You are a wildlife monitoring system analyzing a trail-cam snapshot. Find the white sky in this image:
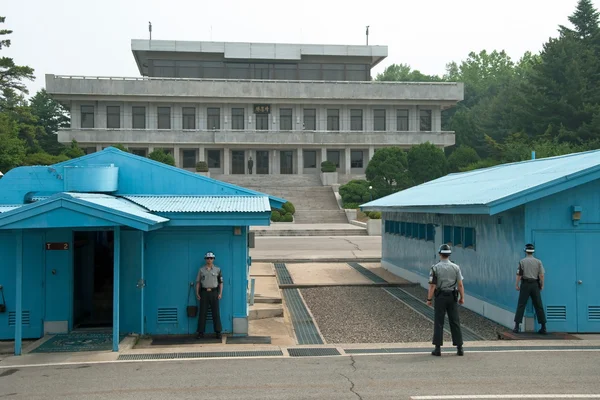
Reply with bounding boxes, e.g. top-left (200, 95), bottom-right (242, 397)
top-left (2, 0), bottom-right (595, 95)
